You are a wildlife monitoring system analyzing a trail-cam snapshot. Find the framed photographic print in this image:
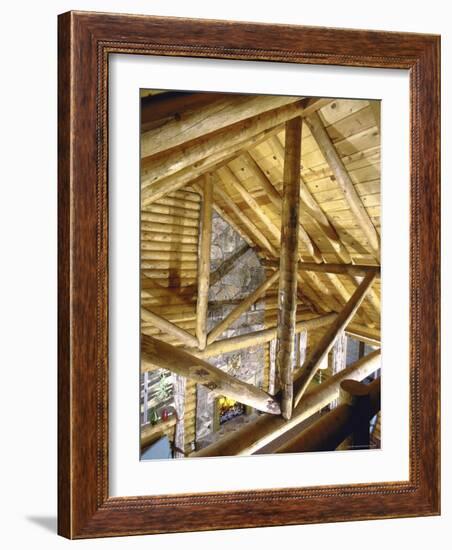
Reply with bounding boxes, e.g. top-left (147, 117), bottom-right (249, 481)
top-left (58, 11), bottom-right (440, 538)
